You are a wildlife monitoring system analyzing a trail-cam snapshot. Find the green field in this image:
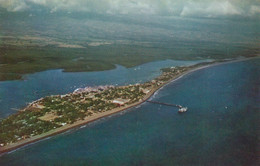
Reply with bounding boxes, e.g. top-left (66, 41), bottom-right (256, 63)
top-left (1, 12), bottom-right (259, 81)
top-left (1, 43), bottom-right (258, 81)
